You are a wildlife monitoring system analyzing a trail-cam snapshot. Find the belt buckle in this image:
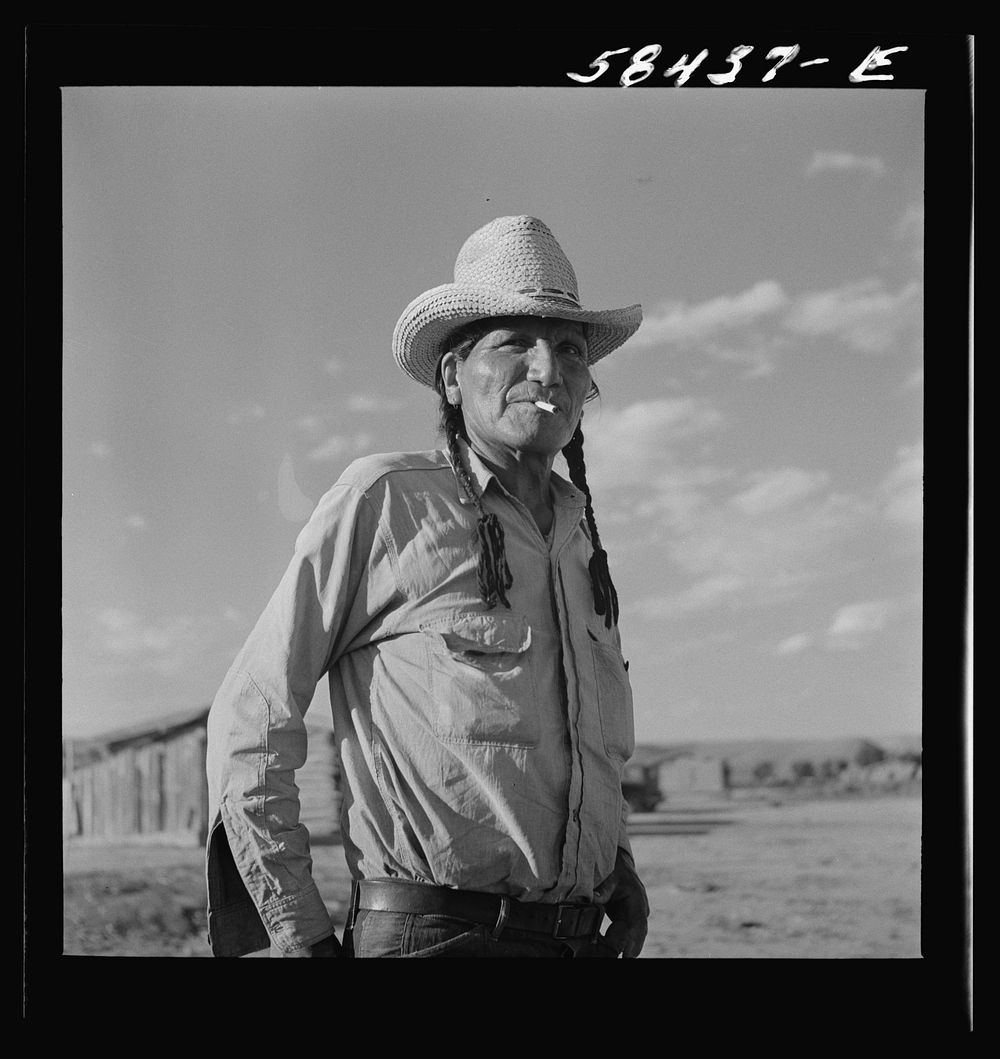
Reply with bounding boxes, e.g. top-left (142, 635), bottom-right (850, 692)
top-left (552, 903), bottom-right (584, 939)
